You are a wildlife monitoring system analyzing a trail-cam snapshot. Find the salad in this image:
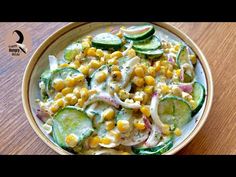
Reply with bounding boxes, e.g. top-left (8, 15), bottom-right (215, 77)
top-left (36, 24), bottom-right (205, 155)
